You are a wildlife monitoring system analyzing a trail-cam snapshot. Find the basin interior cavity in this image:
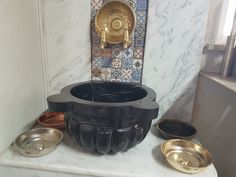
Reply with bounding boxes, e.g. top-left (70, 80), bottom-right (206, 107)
top-left (70, 82), bottom-right (147, 103)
